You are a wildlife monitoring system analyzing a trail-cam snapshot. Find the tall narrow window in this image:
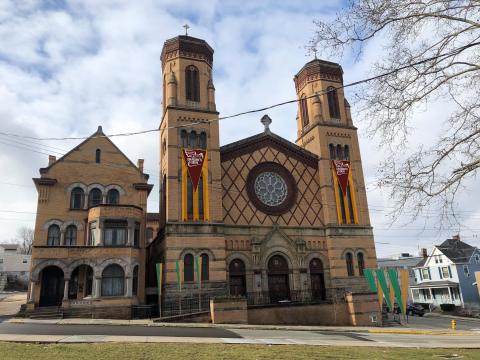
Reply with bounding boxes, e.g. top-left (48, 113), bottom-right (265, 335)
top-left (346, 252), bottom-right (354, 276)
top-left (185, 65), bottom-right (200, 102)
top-left (327, 86), bottom-right (340, 119)
top-left (300, 95), bottom-right (309, 127)
top-left (344, 145), bottom-right (350, 160)
top-left (96, 149), bottom-right (101, 163)
top-left (201, 253), bottom-right (209, 281)
top-left (89, 188), bottom-right (102, 207)
top-left (47, 225), bottom-right (60, 246)
top-left (180, 130), bottom-right (188, 148)
top-left (189, 131), bottom-right (197, 148)
top-left (134, 222), bottom-right (140, 247)
top-left (199, 132), bottom-right (207, 149)
top-left (184, 254), bottom-right (194, 282)
top-left (198, 176), bottom-right (204, 220)
top-left (107, 189), bottom-right (120, 205)
top-left (357, 253), bottom-right (365, 276)
top-left (65, 225), bottom-right (77, 246)
top-left (132, 266), bottom-right (138, 296)
top-left (101, 264), bottom-right (124, 296)
top-left (187, 176), bottom-right (193, 219)
top-left (70, 187), bottom-right (84, 209)
top-left (336, 144), bottom-right (343, 160)
top-left (329, 144), bottom-right (336, 159)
